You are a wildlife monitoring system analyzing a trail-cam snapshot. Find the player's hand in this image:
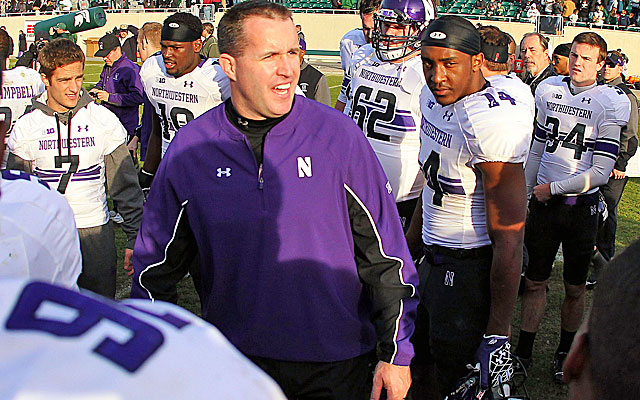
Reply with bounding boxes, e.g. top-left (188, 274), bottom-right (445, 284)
top-left (475, 335), bottom-right (512, 390)
top-left (127, 136), bottom-right (139, 152)
top-left (124, 248), bottom-right (134, 276)
top-left (612, 169), bottom-right (626, 179)
top-left (89, 89), bottom-right (109, 102)
top-left (533, 183), bottom-right (552, 202)
top-left (370, 361), bottom-right (411, 400)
